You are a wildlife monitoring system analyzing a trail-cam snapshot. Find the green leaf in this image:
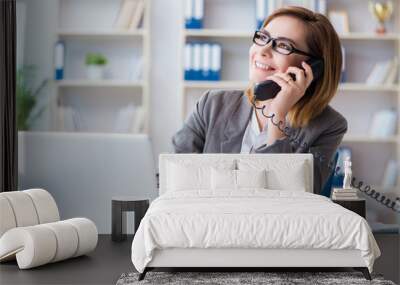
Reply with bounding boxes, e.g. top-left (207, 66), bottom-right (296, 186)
top-left (16, 65), bottom-right (48, 131)
top-left (85, 52), bottom-right (108, 66)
